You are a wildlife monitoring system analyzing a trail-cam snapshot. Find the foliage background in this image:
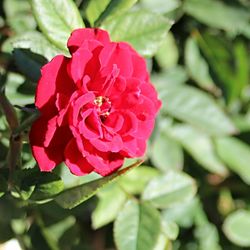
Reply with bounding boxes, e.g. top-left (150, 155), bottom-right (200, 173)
top-left (0, 0), bottom-right (250, 249)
